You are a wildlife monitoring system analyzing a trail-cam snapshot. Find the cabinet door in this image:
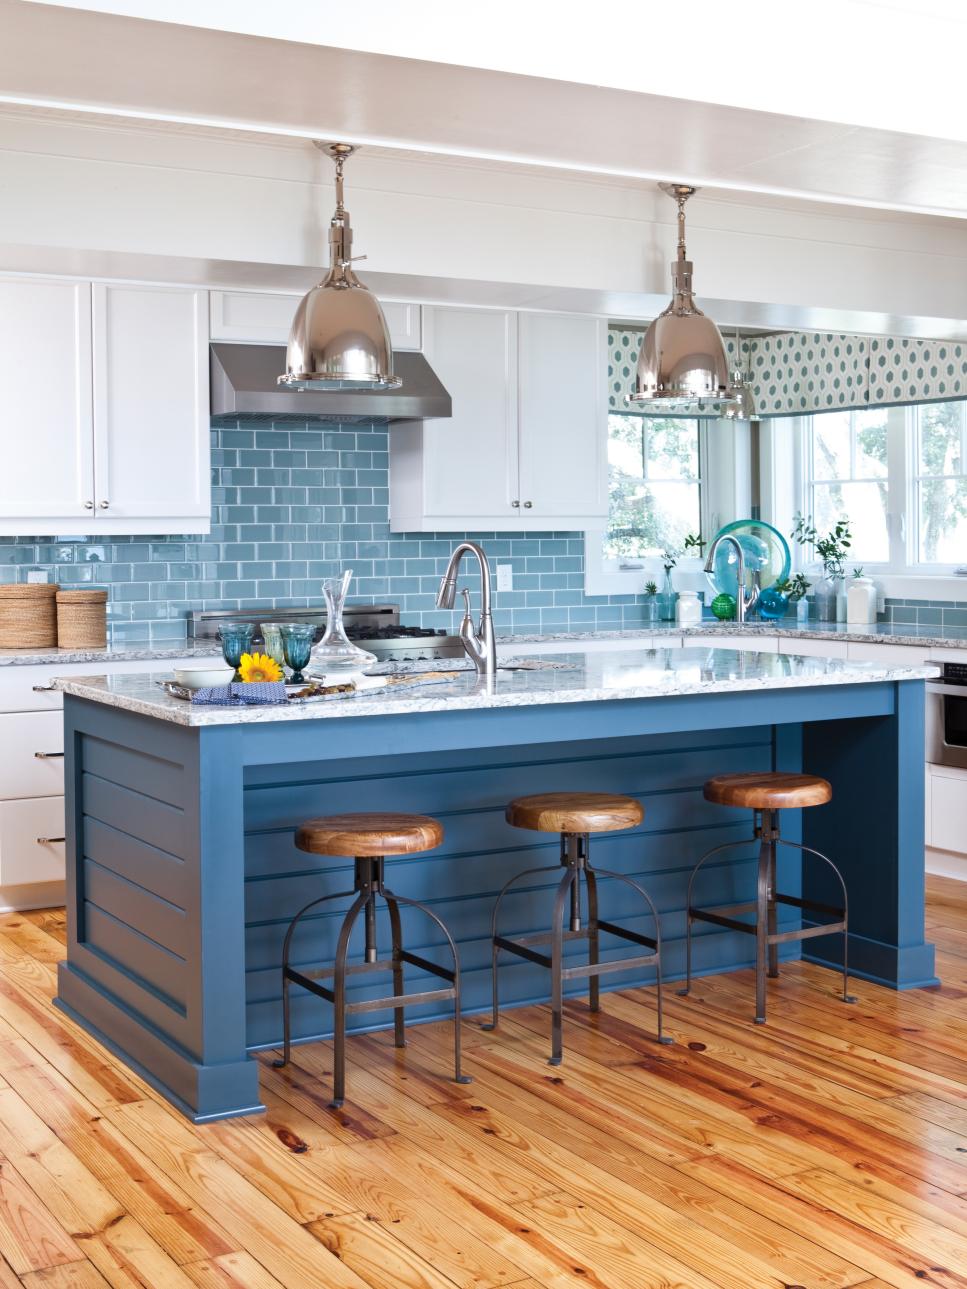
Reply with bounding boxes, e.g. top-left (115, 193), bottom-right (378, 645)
top-left (778, 636), bottom-right (849, 659)
top-left (517, 313), bottom-right (608, 521)
top-left (92, 284), bottom-right (210, 528)
top-left (420, 307), bottom-right (520, 521)
top-left (0, 277), bottom-right (94, 530)
top-left (209, 290), bottom-right (421, 350)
